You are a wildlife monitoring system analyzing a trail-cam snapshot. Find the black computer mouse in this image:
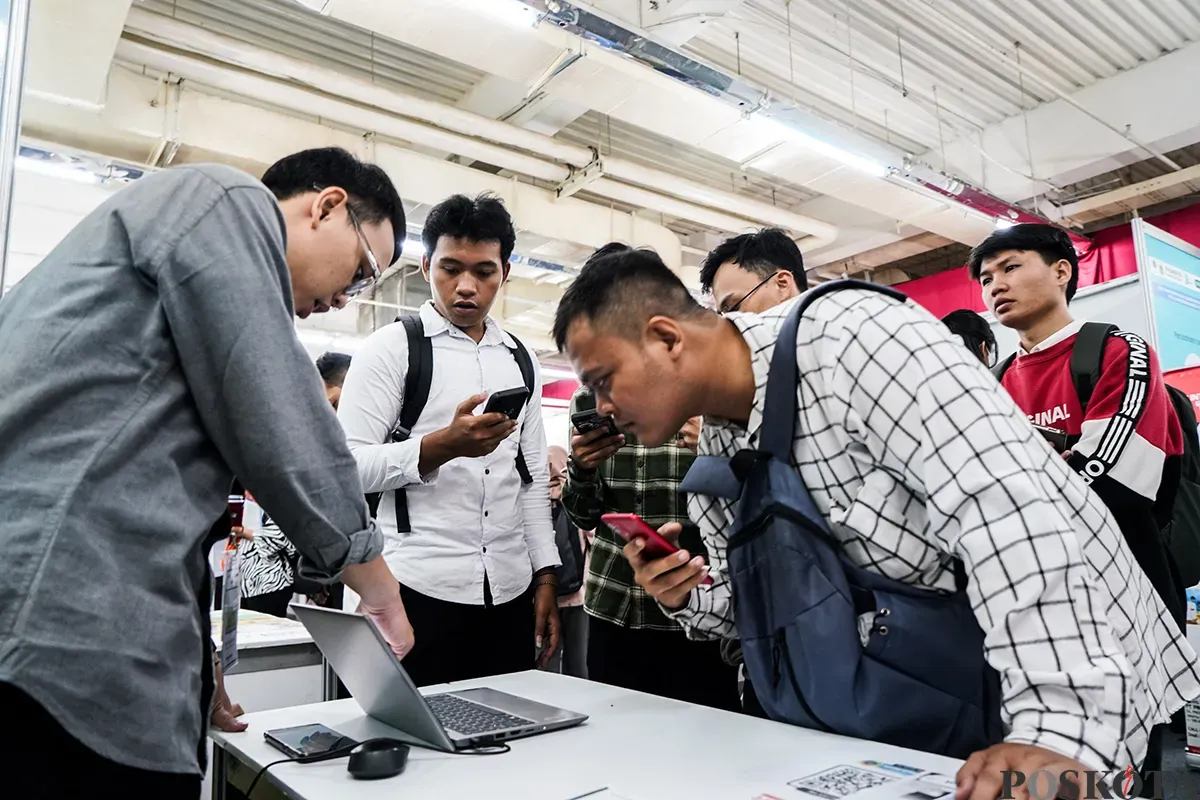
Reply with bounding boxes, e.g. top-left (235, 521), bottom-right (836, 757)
top-left (347, 738), bottom-right (409, 780)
